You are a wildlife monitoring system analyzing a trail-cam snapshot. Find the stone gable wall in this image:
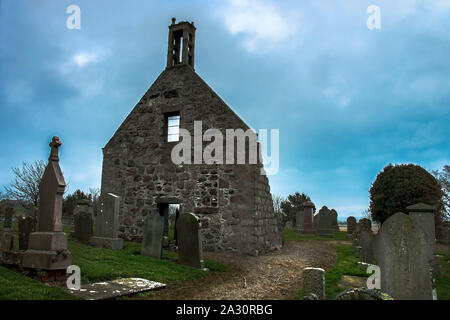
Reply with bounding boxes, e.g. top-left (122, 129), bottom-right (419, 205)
top-left (101, 65), bottom-right (282, 255)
